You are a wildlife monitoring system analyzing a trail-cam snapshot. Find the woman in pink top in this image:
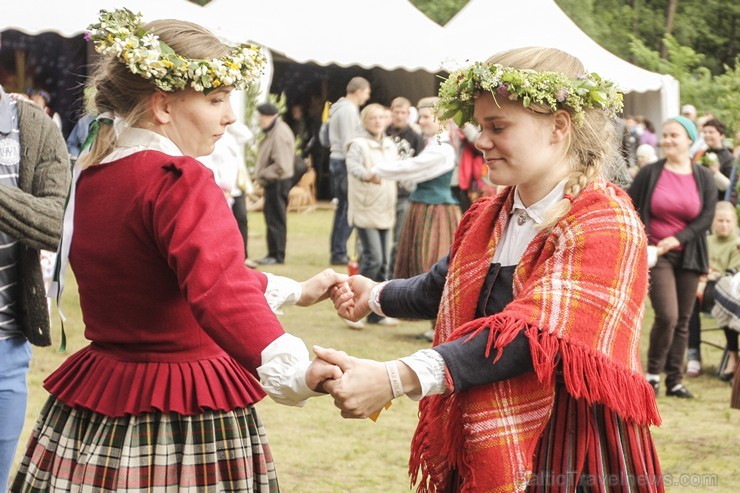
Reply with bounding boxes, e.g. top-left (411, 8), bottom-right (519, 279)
top-left (12, 10), bottom-right (346, 492)
top-left (628, 116), bottom-right (717, 399)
